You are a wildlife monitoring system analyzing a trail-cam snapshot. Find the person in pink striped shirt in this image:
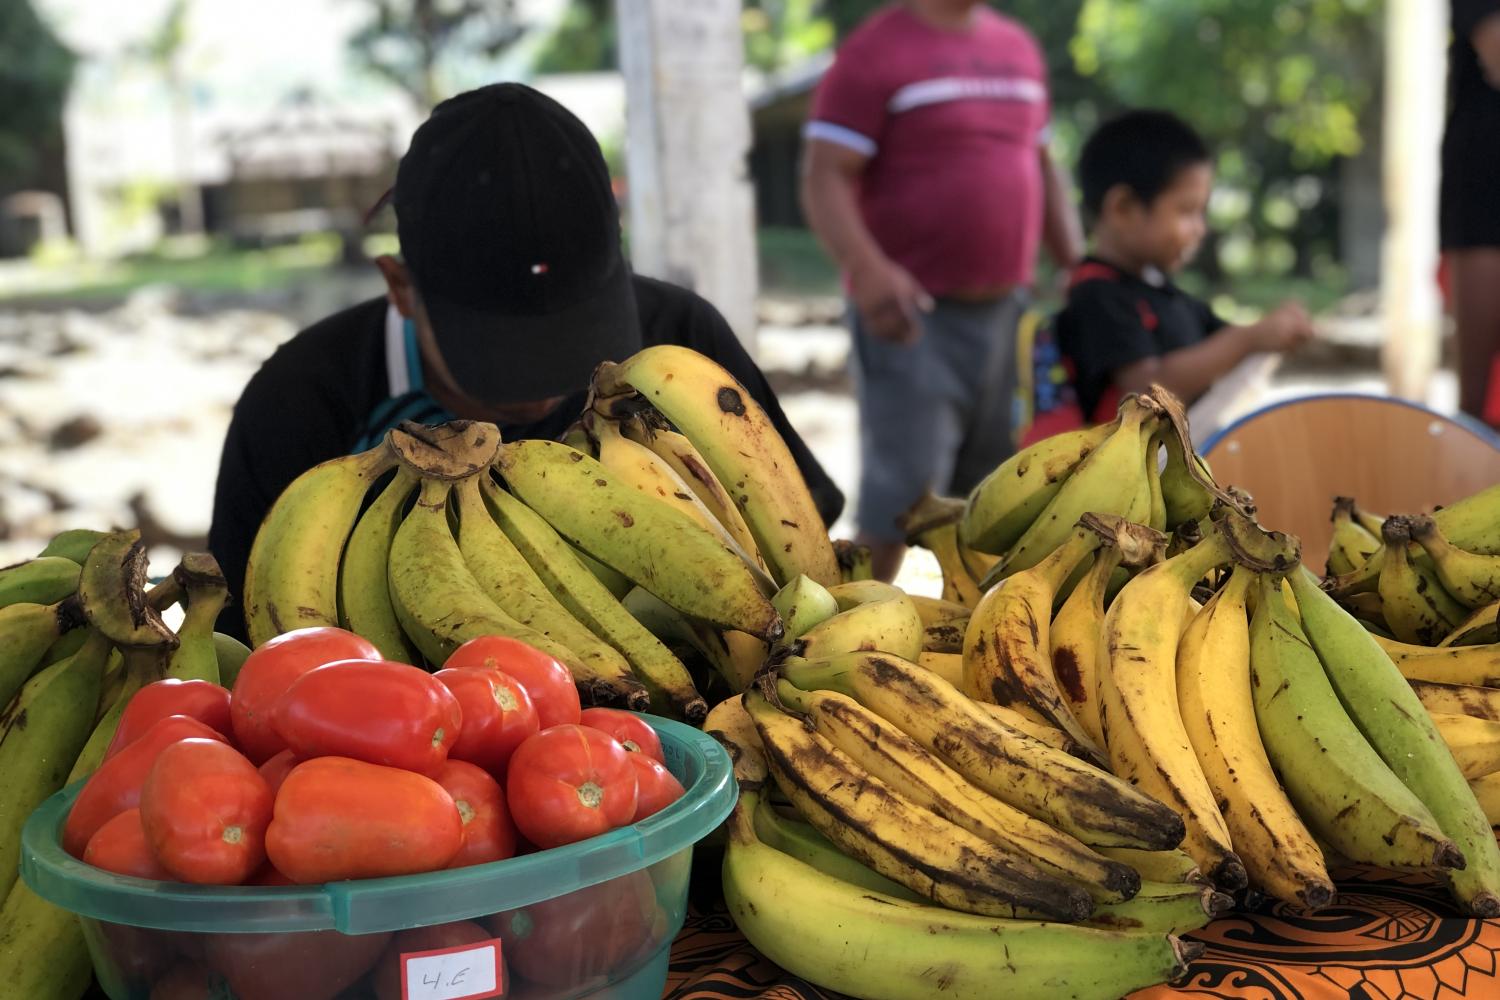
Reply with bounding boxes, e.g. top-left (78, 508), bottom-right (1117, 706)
top-left (801, 0), bottom-right (1083, 580)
